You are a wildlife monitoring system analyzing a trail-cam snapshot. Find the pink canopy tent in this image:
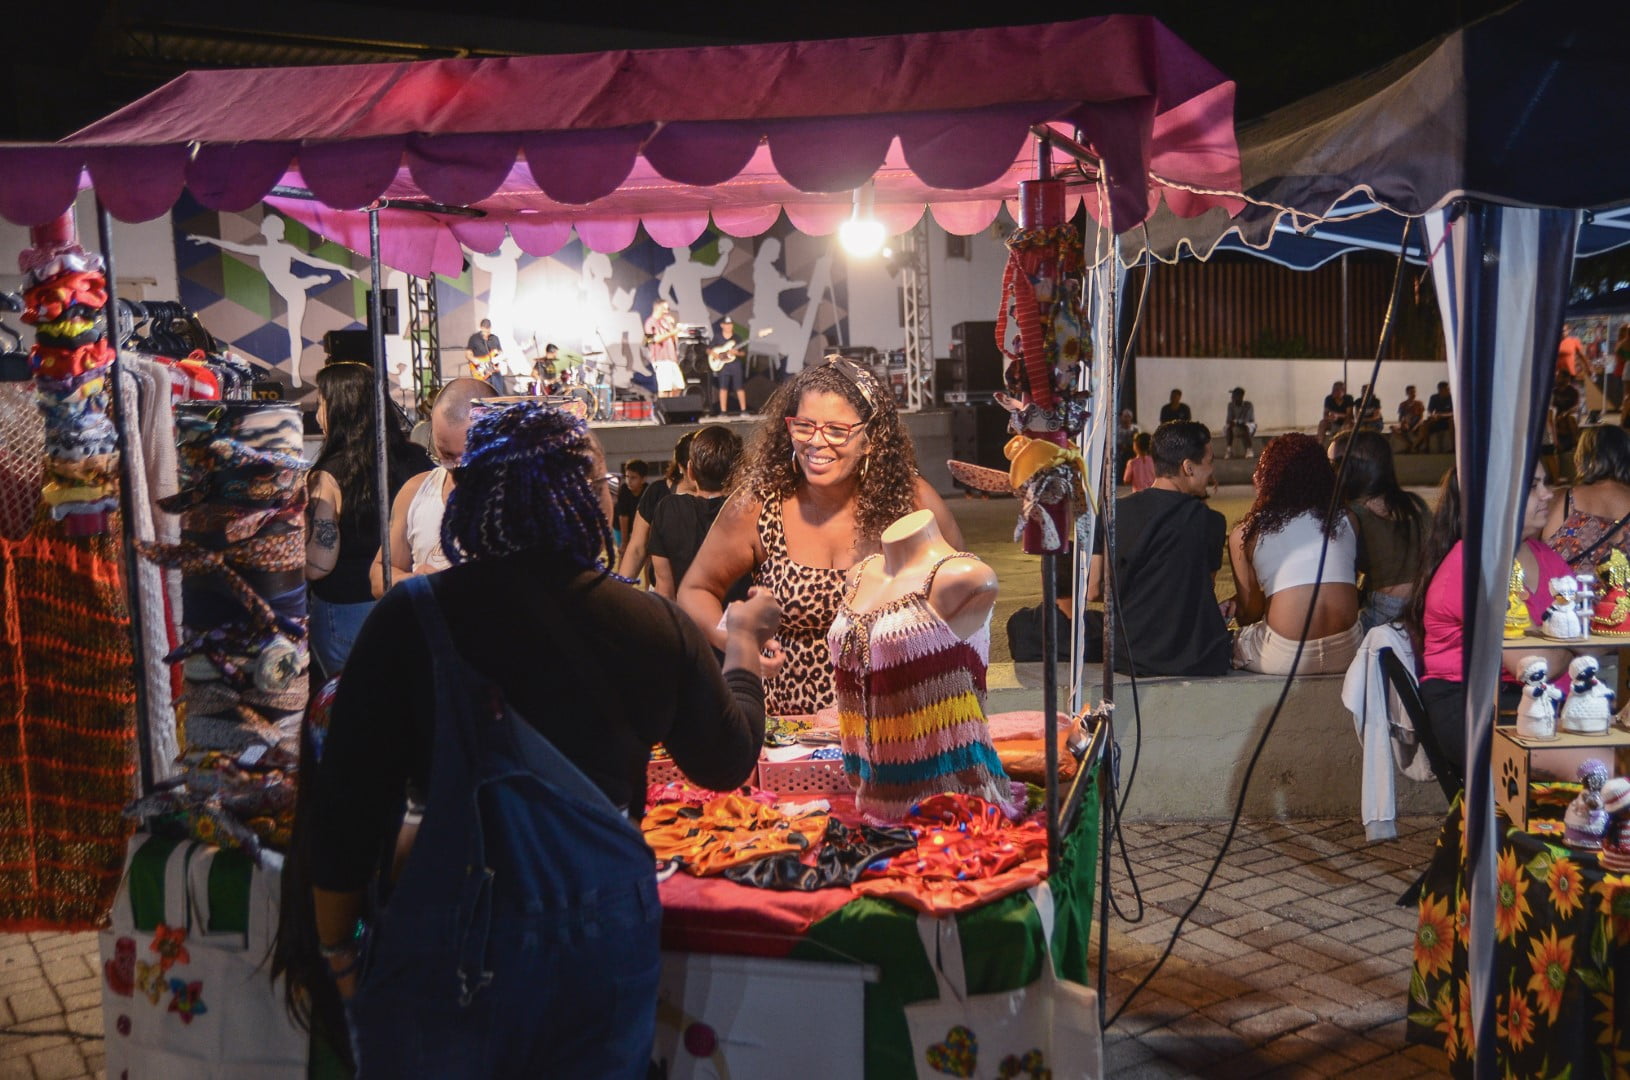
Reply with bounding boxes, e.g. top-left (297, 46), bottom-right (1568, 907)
top-left (0, 16), bottom-right (1243, 273)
